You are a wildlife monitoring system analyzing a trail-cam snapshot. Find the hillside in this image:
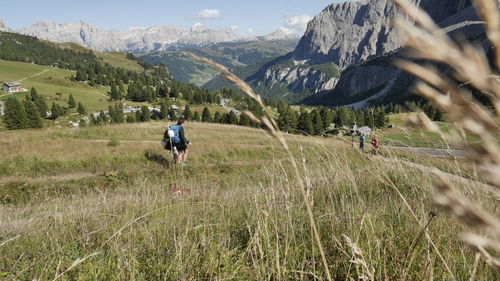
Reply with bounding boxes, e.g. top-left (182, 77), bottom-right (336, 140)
top-left (0, 59), bottom-right (113, 111)
top-left (0, 32), bottom-right (160, 113)
top-left (139, 39), bottom-right (298, 86)
top-left (0, 122), bottom-right (496, 279)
